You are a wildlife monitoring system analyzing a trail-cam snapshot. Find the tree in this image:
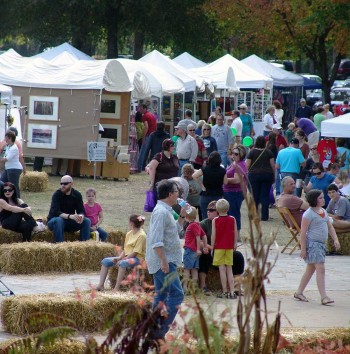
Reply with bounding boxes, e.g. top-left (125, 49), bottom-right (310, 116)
top-left (205, 0), bottom-right (350, 103)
